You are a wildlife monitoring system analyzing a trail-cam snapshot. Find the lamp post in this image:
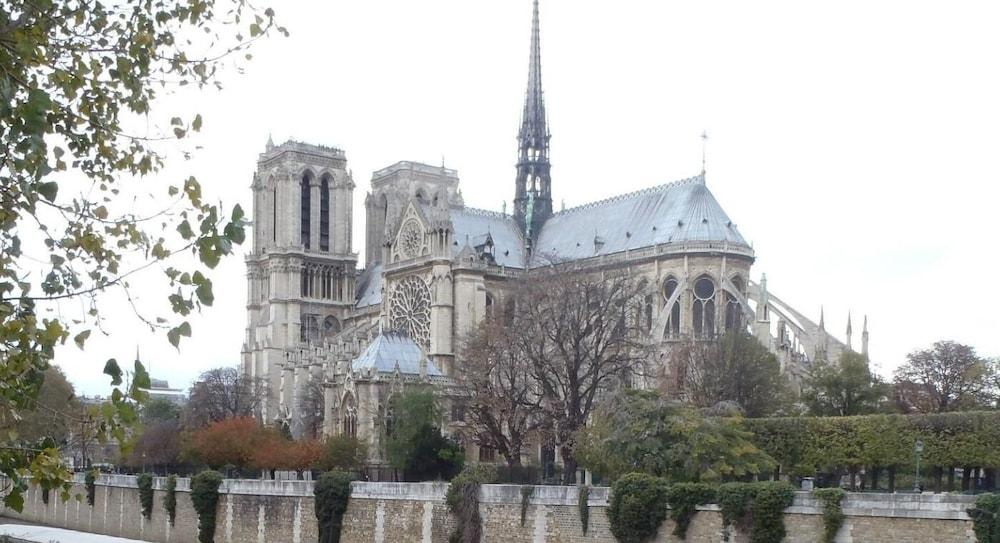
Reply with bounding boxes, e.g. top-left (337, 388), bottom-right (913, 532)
top-left (913, 440), bottom-right (924, 493)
